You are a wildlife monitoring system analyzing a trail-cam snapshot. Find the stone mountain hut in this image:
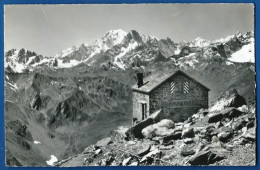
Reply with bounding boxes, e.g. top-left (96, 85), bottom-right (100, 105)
top-left (132, 70), bottom-right (210, 124)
